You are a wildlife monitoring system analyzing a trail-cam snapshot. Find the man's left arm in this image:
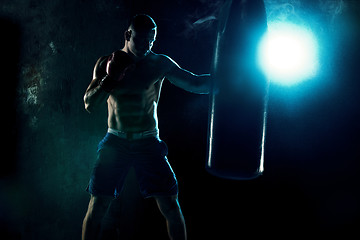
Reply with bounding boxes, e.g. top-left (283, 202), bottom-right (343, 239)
top-left (162, 55), bottom-right (211, 94)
